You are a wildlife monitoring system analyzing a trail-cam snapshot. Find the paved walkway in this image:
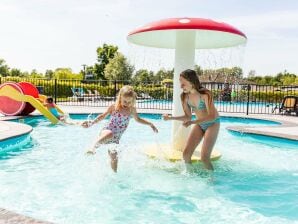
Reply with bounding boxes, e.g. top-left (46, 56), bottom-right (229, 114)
top-left (223, 113), bottom-right (298, 140)
top-left (0, 120), bottom-right (32, 142)
top-left (0, 208), bottom-right (52, 224)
